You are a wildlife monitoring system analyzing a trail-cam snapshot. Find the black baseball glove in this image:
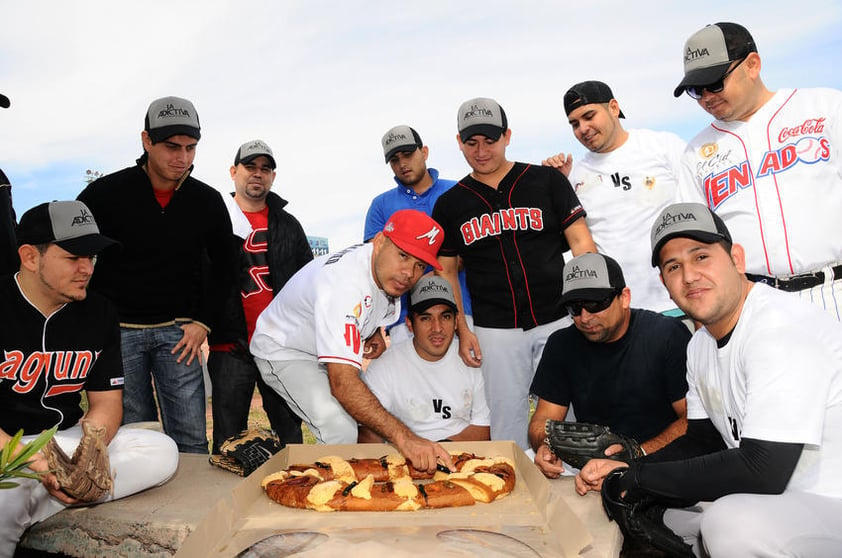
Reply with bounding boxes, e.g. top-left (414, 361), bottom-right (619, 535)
top-left (544, 420), bottom-right (643, 470)
top-left (601, 468), bottom-right (695, 557)
top-left (209, 428), bottom-right (281, 477)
